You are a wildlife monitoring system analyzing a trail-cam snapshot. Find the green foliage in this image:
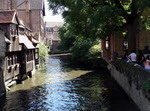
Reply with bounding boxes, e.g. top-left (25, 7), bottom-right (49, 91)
top-left (58, 23), bottom-right (105, 67)
top-left (143, 78), bottom-right (150, 89)
top-left (48, 0), bottom-right (150, 39)
top-left (48, 0), bottom-right (150, 50)
top-left (37, 43), bottom-right (48, 63)
top-left (71, 39), bottom-right (95, 61)
top-left (58, 24), bottom-right (76, 51)
top-left (89, 43), bottom-right (101, 57)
